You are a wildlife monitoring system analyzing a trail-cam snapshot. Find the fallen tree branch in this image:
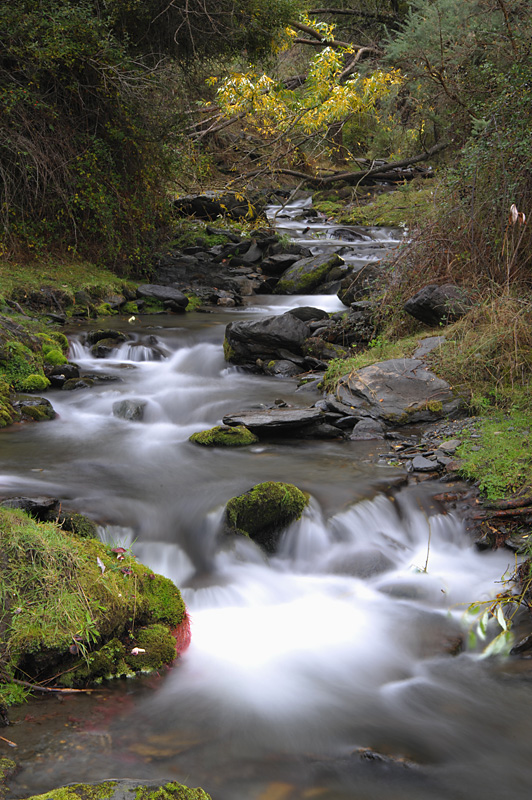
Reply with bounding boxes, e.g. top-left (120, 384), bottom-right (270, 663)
top-left (12, 678), bottom-right (97, 694)
top-left (241, 141), bottom-right (449, 188)
top-left (0, 734), bottom-right (17, 748)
